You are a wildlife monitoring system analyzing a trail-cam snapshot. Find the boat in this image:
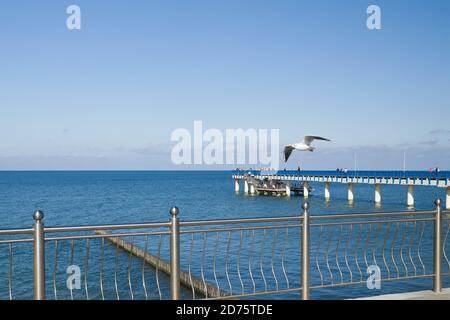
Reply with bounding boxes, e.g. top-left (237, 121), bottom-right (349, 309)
top-left (253, 178), bottom-right (313, 197)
